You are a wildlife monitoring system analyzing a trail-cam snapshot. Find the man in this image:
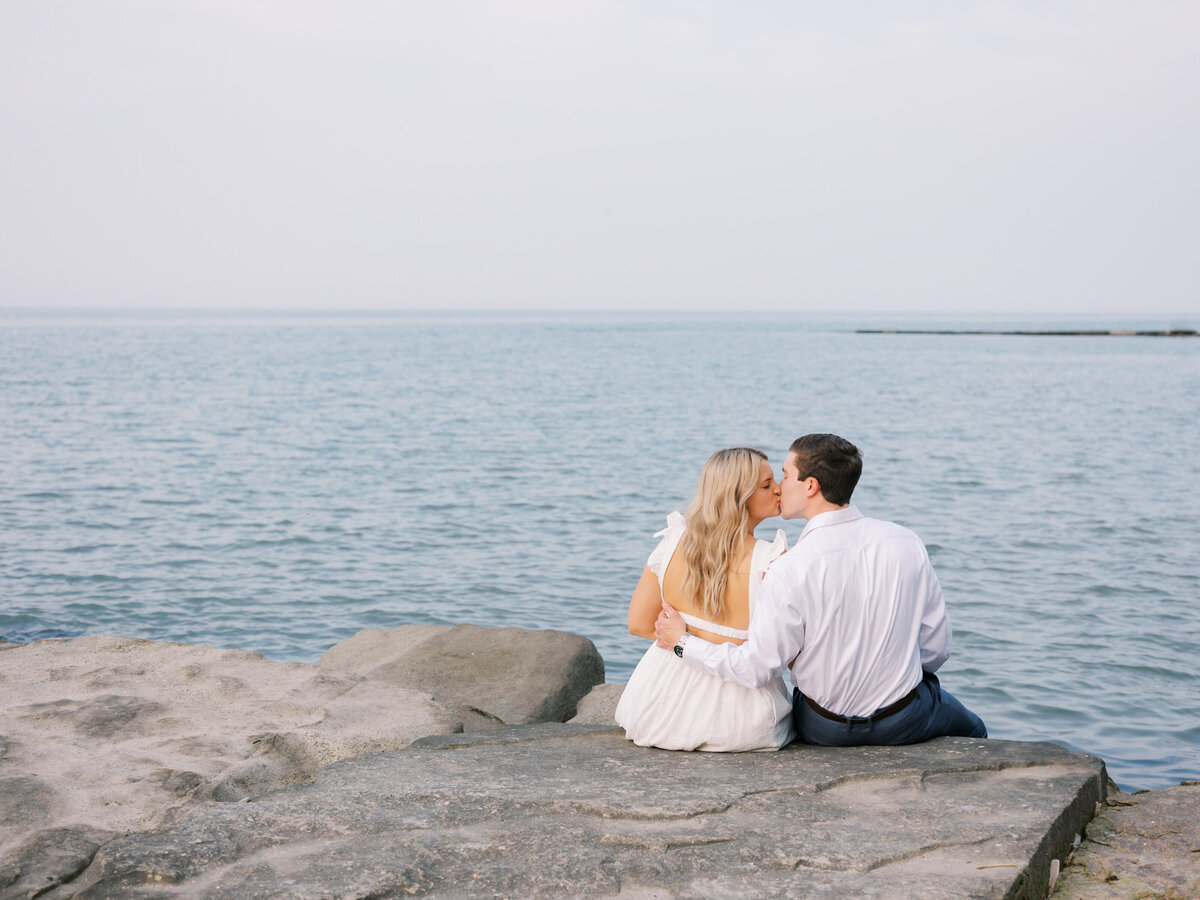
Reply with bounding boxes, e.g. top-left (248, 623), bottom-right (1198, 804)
top-left (654, 433), bottom-right (986, 745)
